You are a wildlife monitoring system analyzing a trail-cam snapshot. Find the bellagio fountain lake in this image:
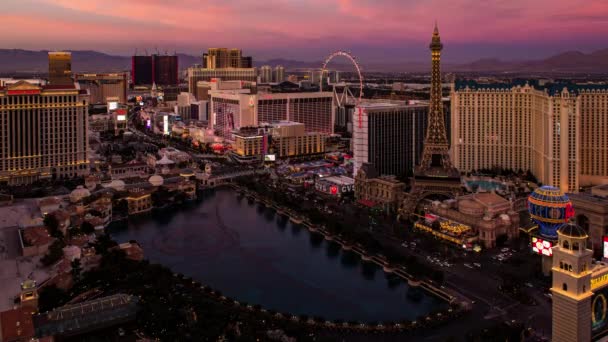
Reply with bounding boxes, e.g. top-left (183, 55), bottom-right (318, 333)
top-left (108, 187), bottom-right (446, 322)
